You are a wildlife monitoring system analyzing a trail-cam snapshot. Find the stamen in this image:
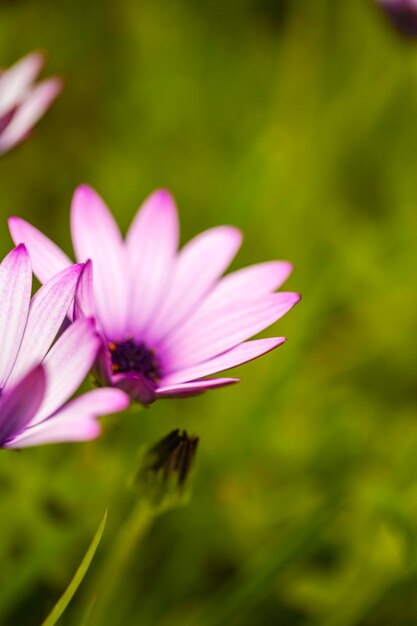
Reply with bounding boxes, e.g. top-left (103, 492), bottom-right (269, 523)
top-left (108, 338), bottom-right (162, 383)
